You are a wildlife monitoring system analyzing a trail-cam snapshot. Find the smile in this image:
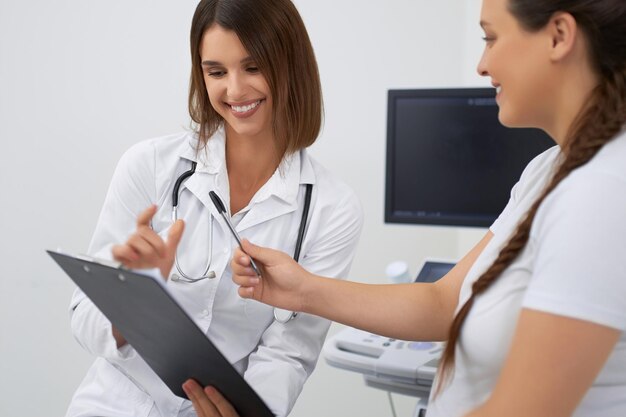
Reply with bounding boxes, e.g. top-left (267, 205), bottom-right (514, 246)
top-left (228, 100), bottom-right (262, 114)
